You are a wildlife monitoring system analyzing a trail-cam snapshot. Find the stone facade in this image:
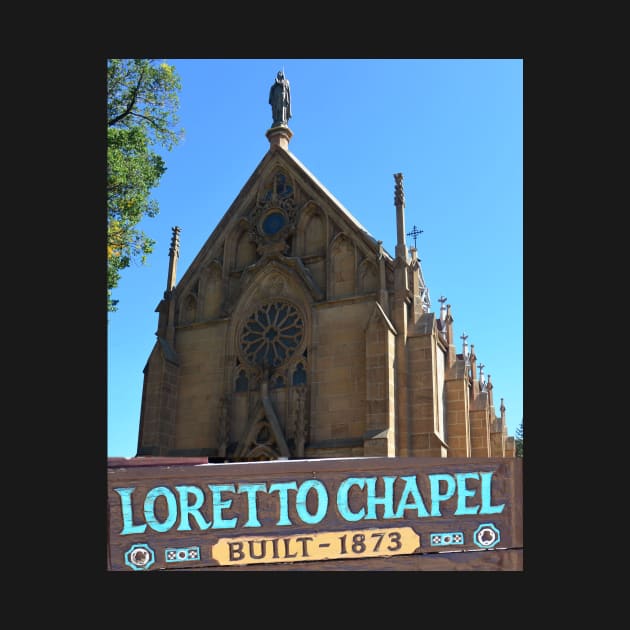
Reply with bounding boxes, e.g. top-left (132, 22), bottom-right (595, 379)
top-left (137, 125), bottom-right (515, 461)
